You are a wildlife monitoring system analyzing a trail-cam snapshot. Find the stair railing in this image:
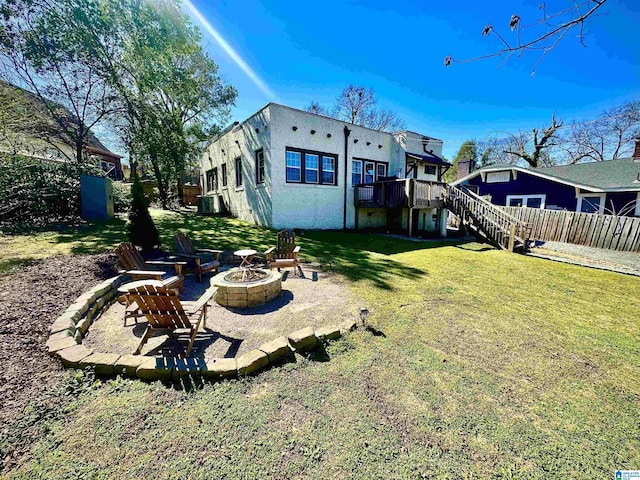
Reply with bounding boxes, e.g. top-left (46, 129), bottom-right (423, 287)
top-left (445, 184), bottom-right (530, 252)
